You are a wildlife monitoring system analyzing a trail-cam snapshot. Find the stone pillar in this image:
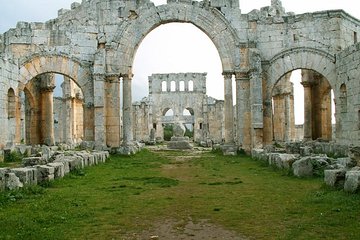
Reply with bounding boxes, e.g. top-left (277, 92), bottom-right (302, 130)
top-left (122, 74), bottom-right (133, 145)
top-left (41, 80), bottom-right (55, 146)
top-left (105, 75), bottom-right (121, 147)
top-left (235, 71), bottom-right (251, 149)
top-left (94, 74), bottom-right (106, 146)
top-left (223, 72), bottom-right (234, 144)
top-left (301, 70), bottom-right (313, 141)
top-left (284, 93), bottom-right (291, 142)
top-left (83, 103), bottom-right (95, 141)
